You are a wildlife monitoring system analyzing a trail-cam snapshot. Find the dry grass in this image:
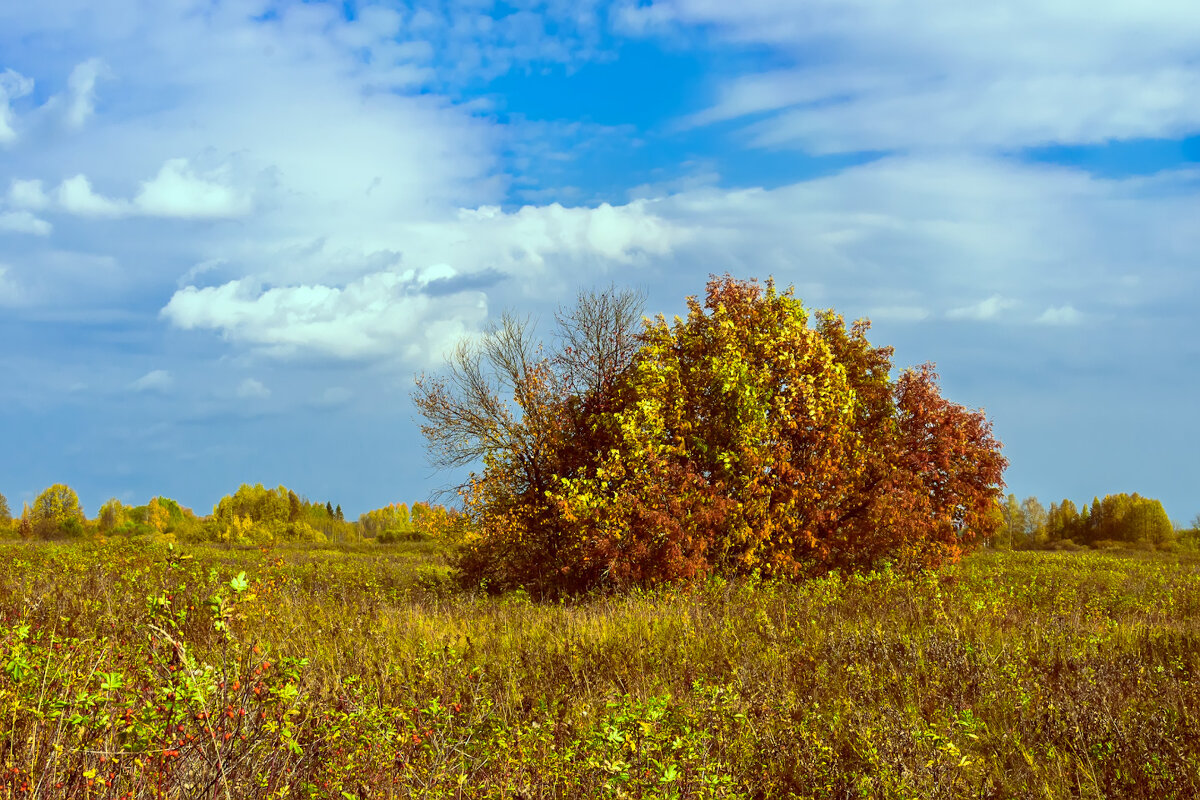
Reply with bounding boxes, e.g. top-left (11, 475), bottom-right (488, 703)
top-left (0, 540), bottom-right (1198, 798)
